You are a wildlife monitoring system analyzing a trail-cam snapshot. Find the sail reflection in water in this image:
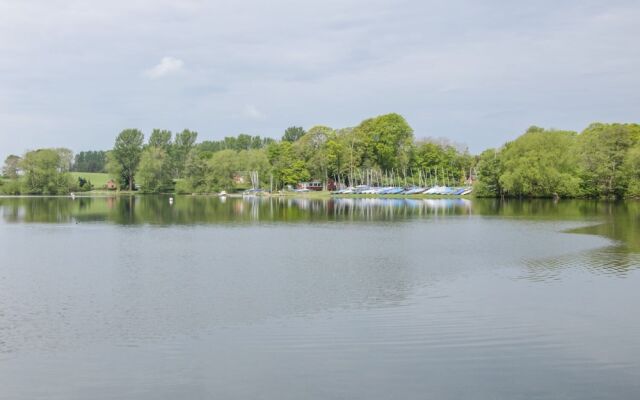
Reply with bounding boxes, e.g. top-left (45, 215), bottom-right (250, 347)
top-left (0, 196), bottom-right (474, 225)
